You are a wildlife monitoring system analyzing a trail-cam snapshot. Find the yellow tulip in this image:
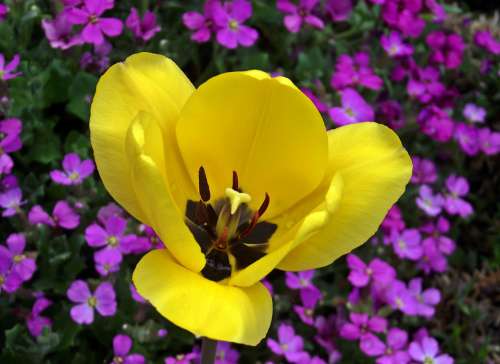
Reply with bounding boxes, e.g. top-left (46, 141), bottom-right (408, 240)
top-left (90, 52), bottom-right (412, 346)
